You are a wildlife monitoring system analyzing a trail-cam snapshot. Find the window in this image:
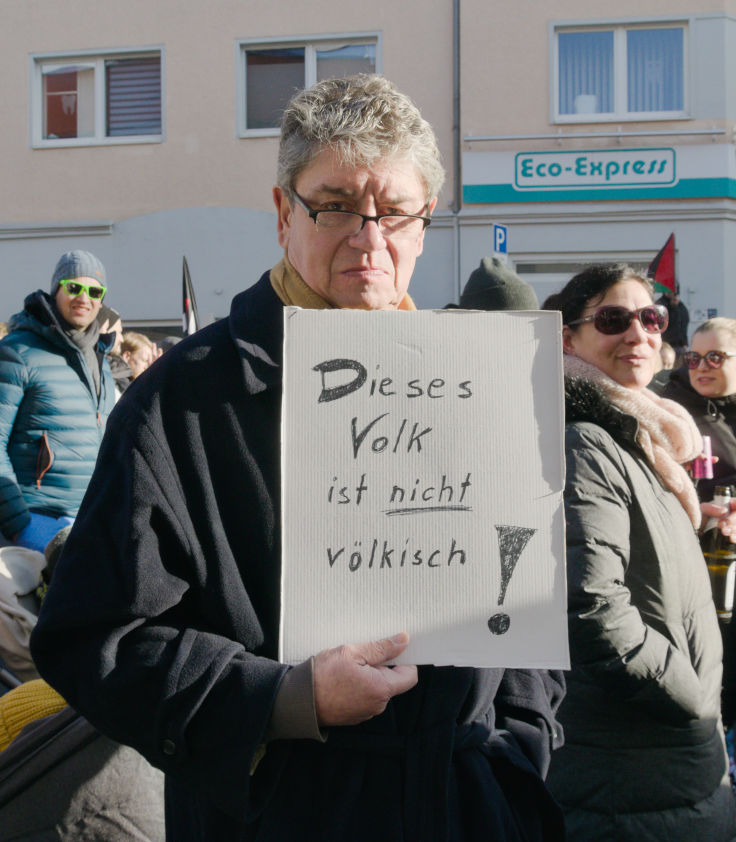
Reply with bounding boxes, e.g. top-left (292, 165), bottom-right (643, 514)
top-left (32, 49), bottom-right (163, 146)
top-left (553, 23), bottom-right (686, 121)
top-left (237, 35), bottom-right (379, 135)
